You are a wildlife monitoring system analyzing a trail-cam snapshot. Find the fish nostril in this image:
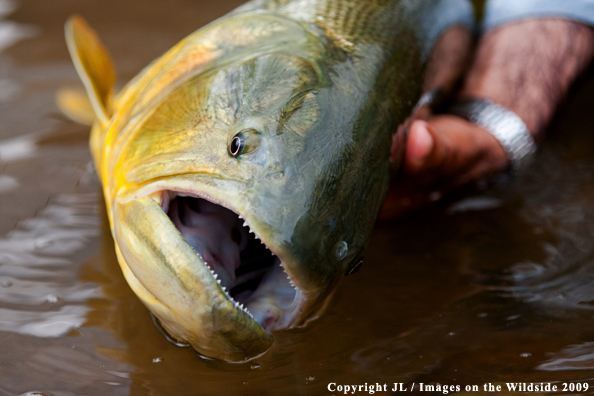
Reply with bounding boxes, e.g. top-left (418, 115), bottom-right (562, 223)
top-left (265, 170), bottom-right (285, 181)
top-left (231, 227), bottom-right (242, 245)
